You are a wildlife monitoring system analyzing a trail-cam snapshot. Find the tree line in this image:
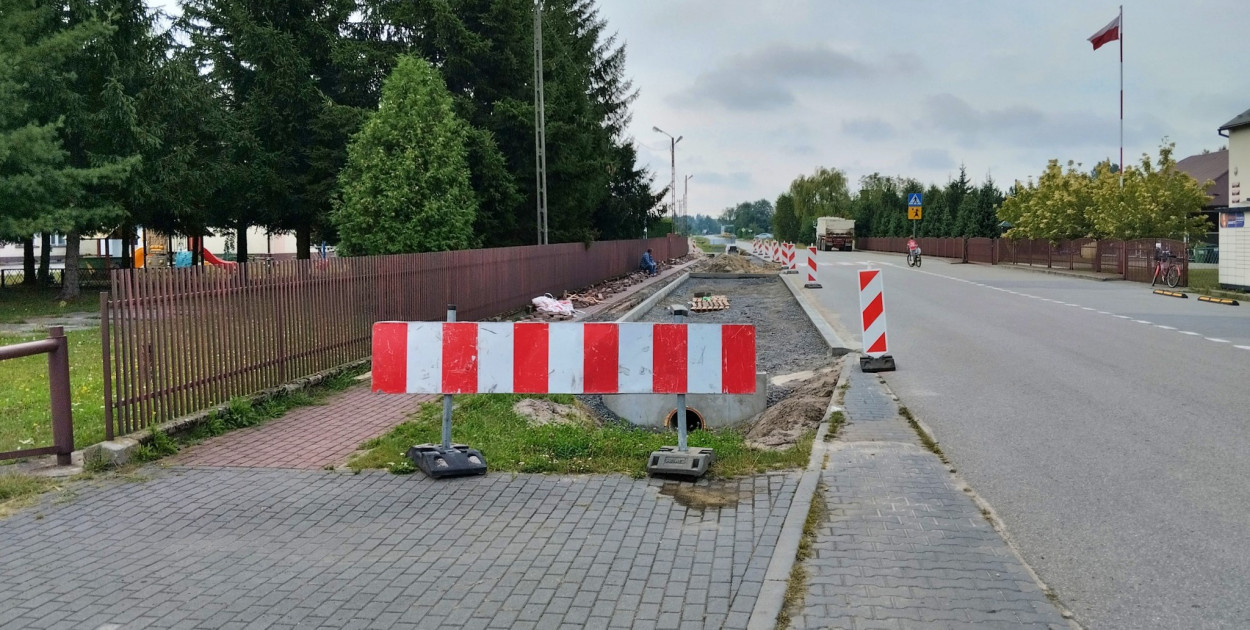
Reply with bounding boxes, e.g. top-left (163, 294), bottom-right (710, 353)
top-left (753, 143), bottom-right (1208, 245)
top-left (0, 0), bottom-right (663, 298)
